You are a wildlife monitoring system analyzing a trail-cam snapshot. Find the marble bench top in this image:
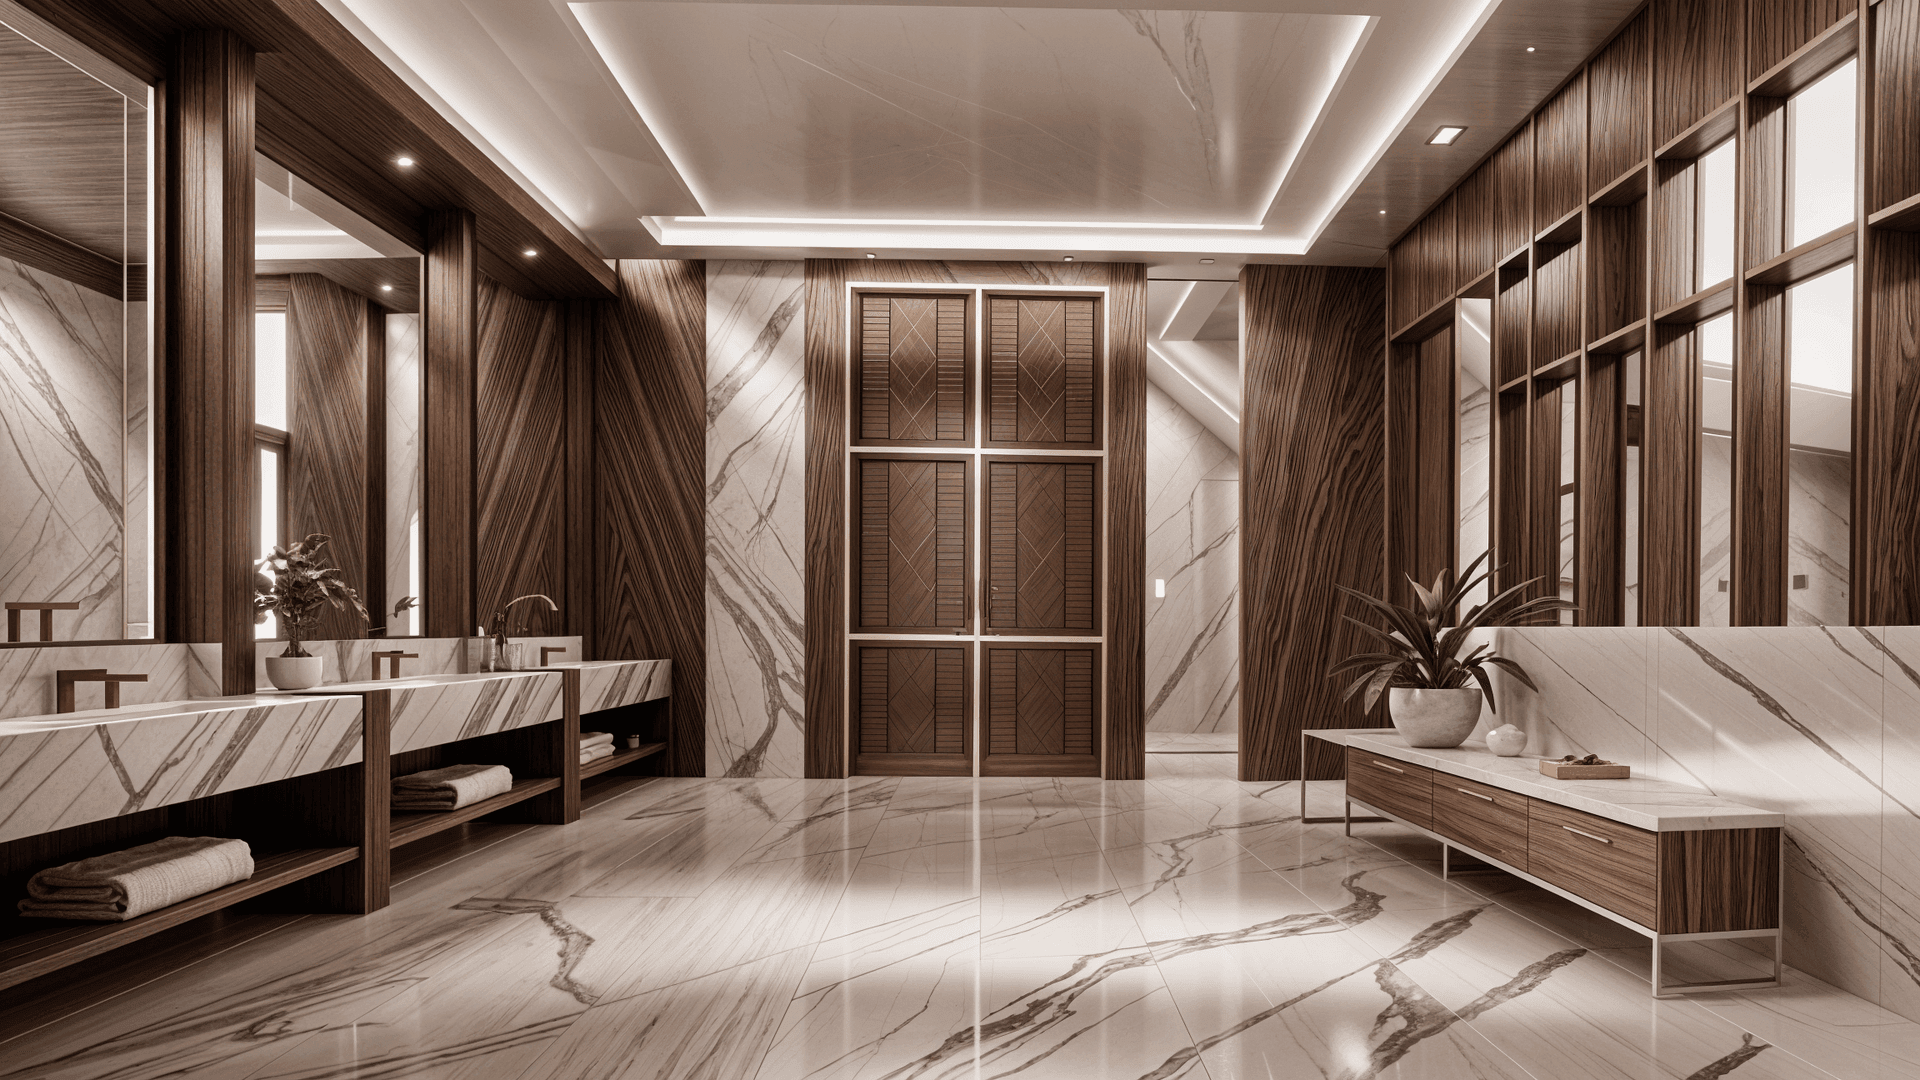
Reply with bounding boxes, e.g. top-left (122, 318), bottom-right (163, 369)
top-left (1308, 728), bottom-right (1786, 833)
